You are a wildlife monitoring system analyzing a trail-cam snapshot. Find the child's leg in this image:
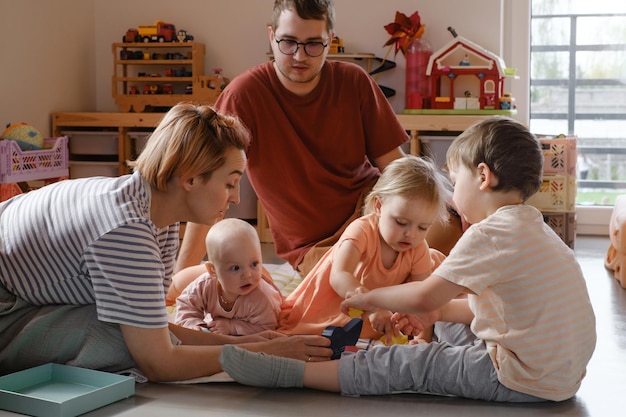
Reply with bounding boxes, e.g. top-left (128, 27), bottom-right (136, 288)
top-left (219, 345), bottom-right (341, 391)
top-left (219, 345), bottom-right (304, 387)
top-left (303, 360), bottom-right (341, 392)
top-left (339, 340), bottom-right (542, 401)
